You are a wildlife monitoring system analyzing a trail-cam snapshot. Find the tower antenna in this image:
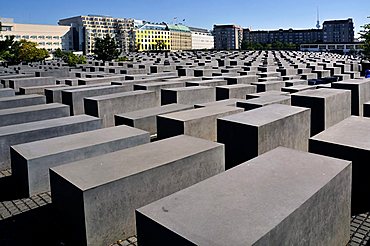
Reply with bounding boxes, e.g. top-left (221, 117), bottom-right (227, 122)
top-left (316, 6), bottom-right (321, 29)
